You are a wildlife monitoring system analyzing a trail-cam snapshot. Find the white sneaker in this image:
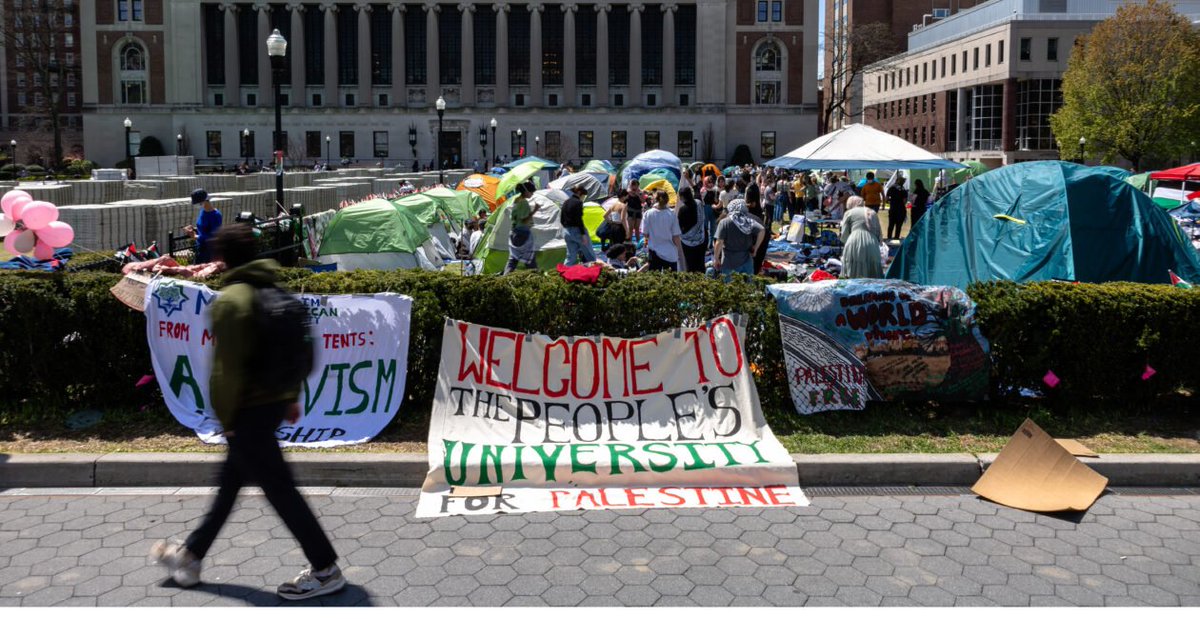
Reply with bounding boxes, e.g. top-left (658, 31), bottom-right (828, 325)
top-left (277, 565), bottom-right (346, 601)
top-left (149, 539), bottom-right (202, 587)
